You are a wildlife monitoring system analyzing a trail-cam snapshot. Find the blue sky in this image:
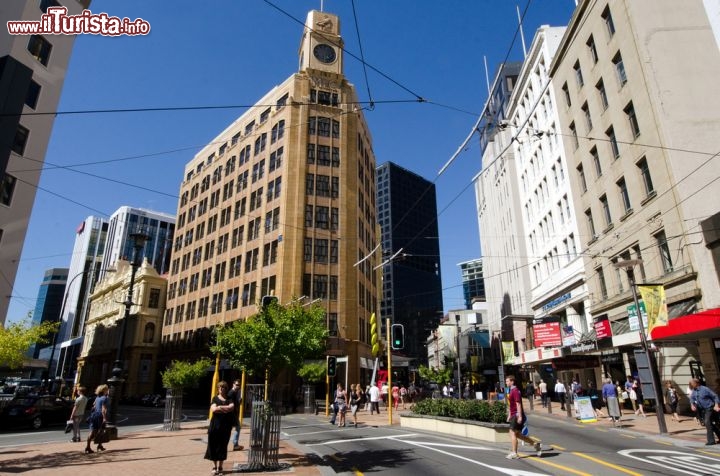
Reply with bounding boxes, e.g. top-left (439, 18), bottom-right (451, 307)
top-left (6, 0), bottom-right (576, 323)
